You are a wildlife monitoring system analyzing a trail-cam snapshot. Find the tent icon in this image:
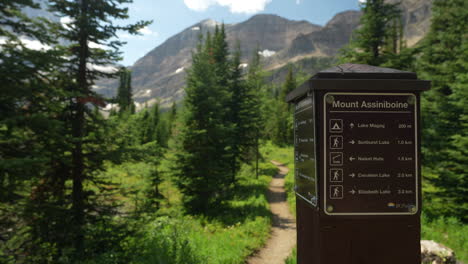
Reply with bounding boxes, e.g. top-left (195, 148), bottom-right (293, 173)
top-left (330, 119), bottom-right (343, 133)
